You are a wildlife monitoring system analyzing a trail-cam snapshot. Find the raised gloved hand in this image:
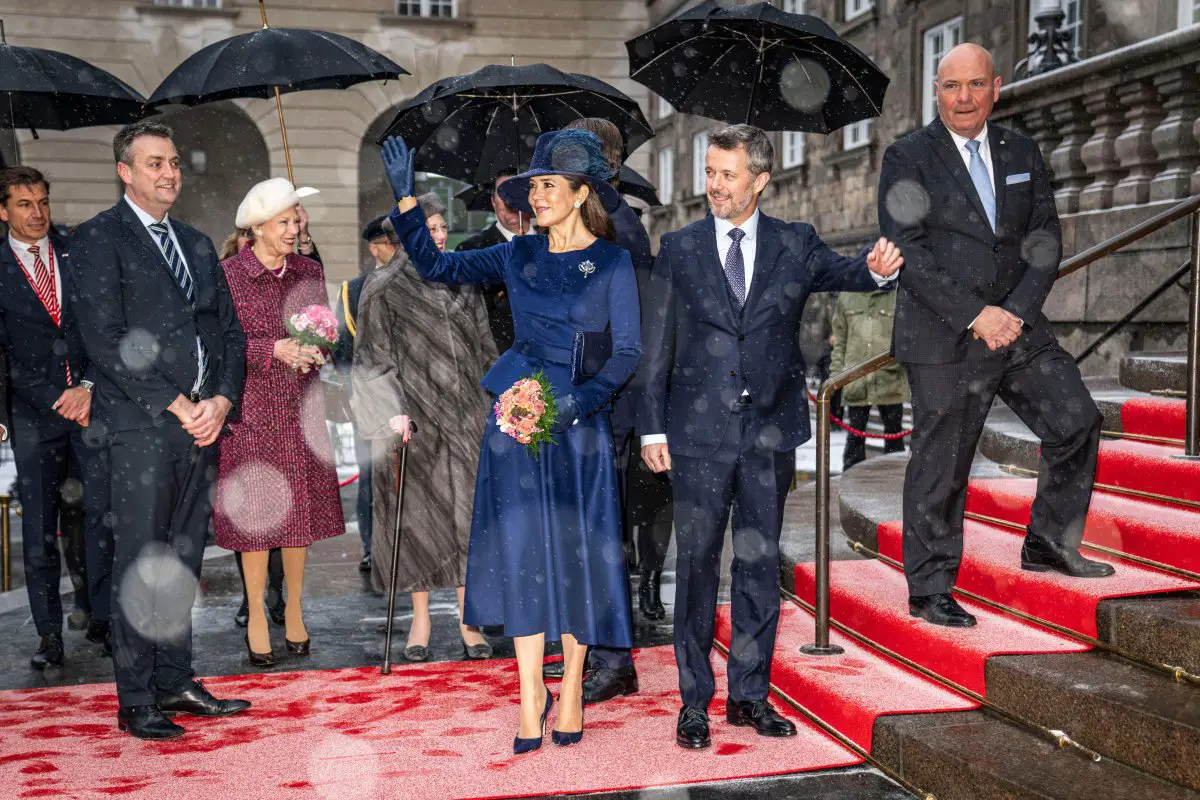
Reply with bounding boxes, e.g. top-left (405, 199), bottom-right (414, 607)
top-left (549, 394), bottom-right (581, 434)
top-left (380, 136), bottom-right (416, 202)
